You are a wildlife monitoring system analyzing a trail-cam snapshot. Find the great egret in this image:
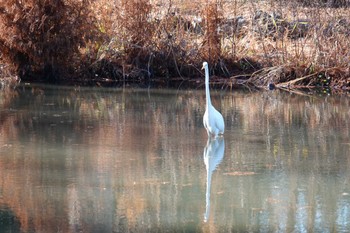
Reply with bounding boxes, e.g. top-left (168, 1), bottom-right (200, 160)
top-left (202, 62), bottom-right (225, 137)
